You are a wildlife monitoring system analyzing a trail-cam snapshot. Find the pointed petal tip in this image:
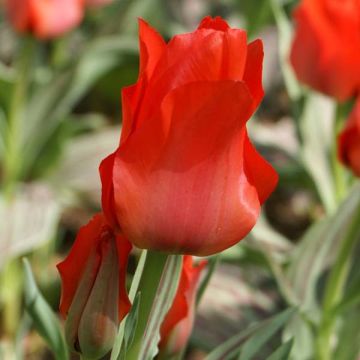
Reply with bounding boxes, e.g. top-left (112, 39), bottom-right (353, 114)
top-left (198, 16), bottom-right (230, 31)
